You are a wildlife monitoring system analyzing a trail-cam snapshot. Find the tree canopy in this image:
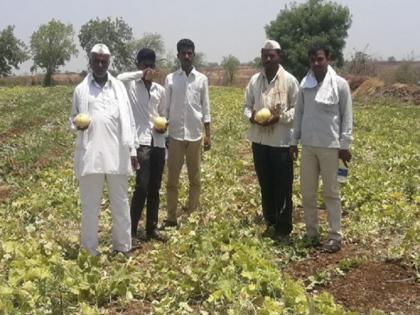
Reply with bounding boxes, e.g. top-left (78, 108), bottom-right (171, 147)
top-left (78, 17), bottom-right (133, 72)
top-left (265, 0), bottom-right (352, 80)
top-left (0, 25), bottom-right (29, 77)
top-left (30, 19), bottom-right (77, 86)
top-left (221, 55), bottom-right (240, 84)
